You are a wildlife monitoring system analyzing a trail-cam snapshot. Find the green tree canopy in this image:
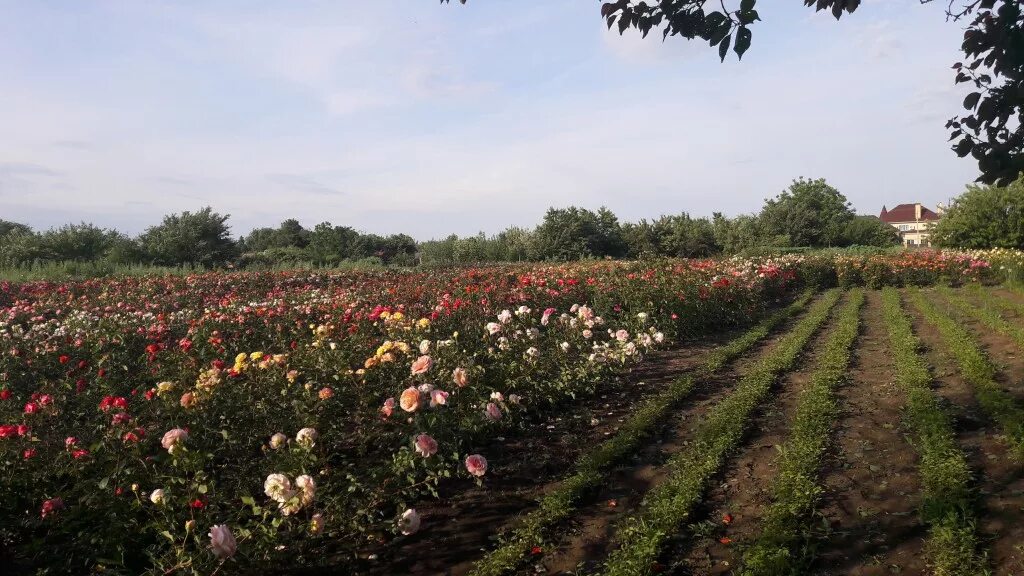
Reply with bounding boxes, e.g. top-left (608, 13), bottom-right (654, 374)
top-left (842, 215), bottom-right (900, 247)
top-left (759, 178), bottom-right (854, 247)
top-left (932, 178), bottom-right (1024, 248)
top-left (139, 207), bottom-right (237, 266)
